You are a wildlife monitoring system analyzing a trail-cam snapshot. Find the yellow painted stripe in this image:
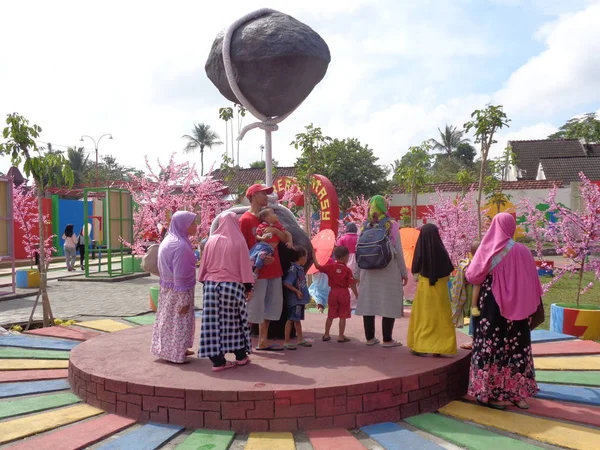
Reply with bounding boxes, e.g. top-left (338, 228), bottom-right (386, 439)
top-left (439, 401), bottom-right (600, 450)
top-left (0, 404), bottom-right (103, 445)
top-left (535, 355), bottom-right (600, 370)
top-left (75, 319), bottom-right (132, 332)
top-left (245, 432), bottom-right (295, 450)
top-left (0, 359), bottom-right (70, 370)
